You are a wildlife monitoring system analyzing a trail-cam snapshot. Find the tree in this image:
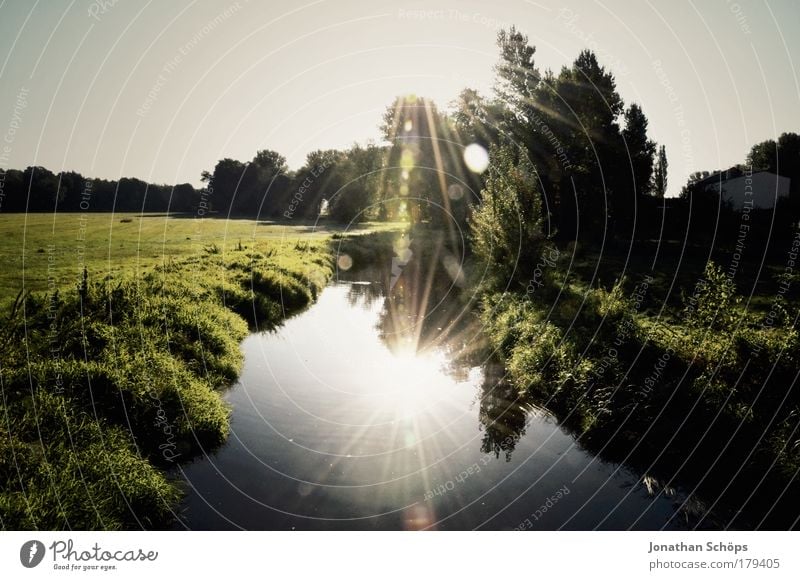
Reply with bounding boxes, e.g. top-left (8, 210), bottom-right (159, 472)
top-left (494, 27), bottom-right (540, 134)
top-left (470, 146), bottom-right (544, 285)
top-left (492, 29), bottom-right (567, 237)
top-left (451, 88), bottom-right (501, 149)
top-left (24, 166), bottom-right (64, 211)
top-left (57, 171), bottom-right (84, 209)
top-left (0, 168), bottom-right (25, 211)
top-left (204, 158), bottom-right (247, 215)
top-left (652, 145), bottom-right (668, 198)
top-left (245, 149), bottom-right (290, 217)
top-left (491, 30), bottom-right (636, 242)
top-left (252, 149), bottom-right (288, 174)
top-left (290, 149), bottom-right (344, 220)
top-left (380, 95), bottom-right (467, 226)
top-left (327, 144), bottom-right (383, 223)
top-left (200, 150), bottom-right (292, 217)
top-left (548, 50), bottom-right (624, 240)
top-left (618, 104), bottom-right (656, 237)
top-left (171, 183), bottom-right (198, 213)
top-left (747, 138), bottom-right (778, 172)
top-left (0, 164), bottom-right (195, 213)
top-left (622, 104), bottom-right (656, 197)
